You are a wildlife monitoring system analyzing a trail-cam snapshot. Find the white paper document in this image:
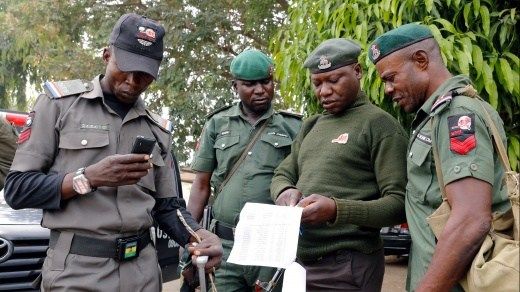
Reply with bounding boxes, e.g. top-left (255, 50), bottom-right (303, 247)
top-left (227, 202), bottom-right (303, 268)
top-left (282, 261), bottom-right (306, 292)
